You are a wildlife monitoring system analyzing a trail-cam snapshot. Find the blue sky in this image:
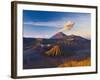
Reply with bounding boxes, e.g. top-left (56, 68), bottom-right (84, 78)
top-left (23, 10), bottom-right (91, 39)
